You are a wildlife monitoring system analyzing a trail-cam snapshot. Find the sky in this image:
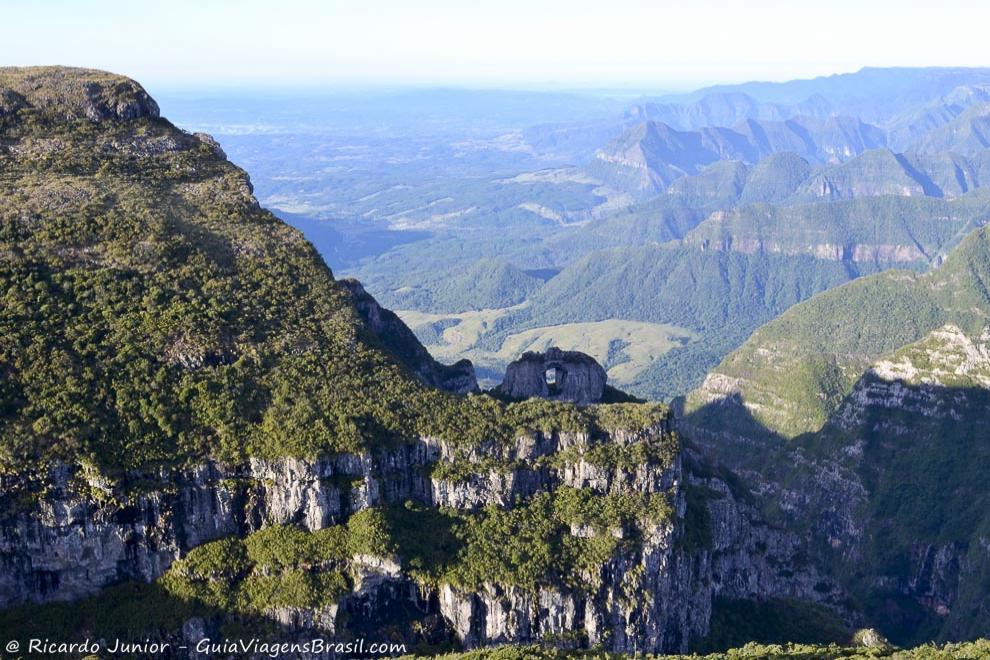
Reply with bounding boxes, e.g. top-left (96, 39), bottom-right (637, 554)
top-left (3, 0), bottom-right (990, 91)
